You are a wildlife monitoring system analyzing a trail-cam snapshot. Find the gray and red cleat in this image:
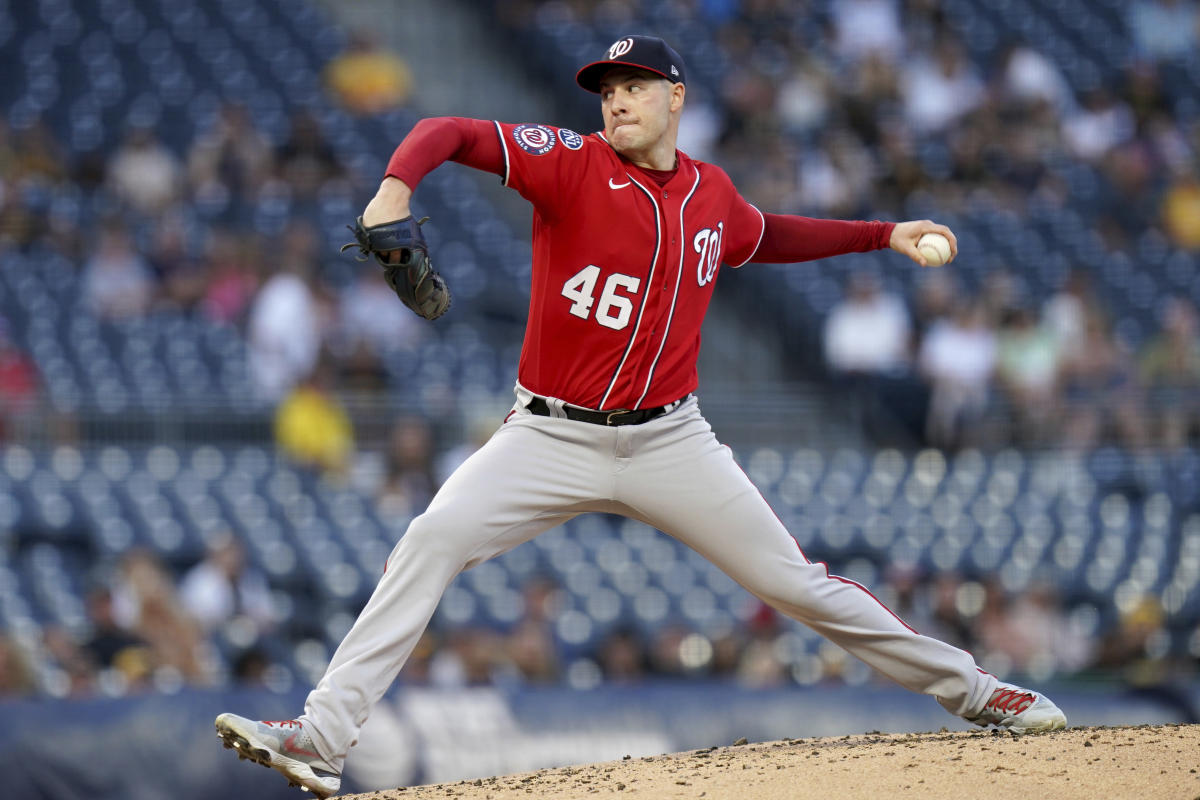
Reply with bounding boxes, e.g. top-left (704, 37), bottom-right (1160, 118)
top-left (215, 713), bottom-right (341, 798)
top-left (963, 682), bottom-right (1067, 733)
